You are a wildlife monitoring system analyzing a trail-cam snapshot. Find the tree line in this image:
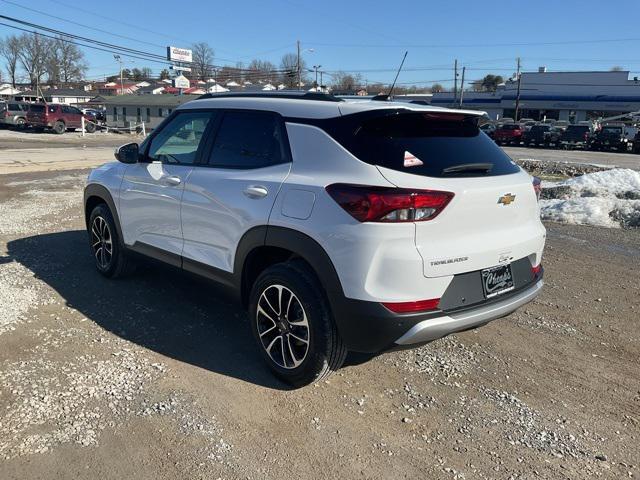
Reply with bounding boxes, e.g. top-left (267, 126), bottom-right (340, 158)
top-left (0, 33), bottom-right (87, 88)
